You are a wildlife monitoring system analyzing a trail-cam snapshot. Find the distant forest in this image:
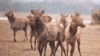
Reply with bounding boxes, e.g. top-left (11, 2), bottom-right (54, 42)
top-left (0, 0), bottom-right (100, 14)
